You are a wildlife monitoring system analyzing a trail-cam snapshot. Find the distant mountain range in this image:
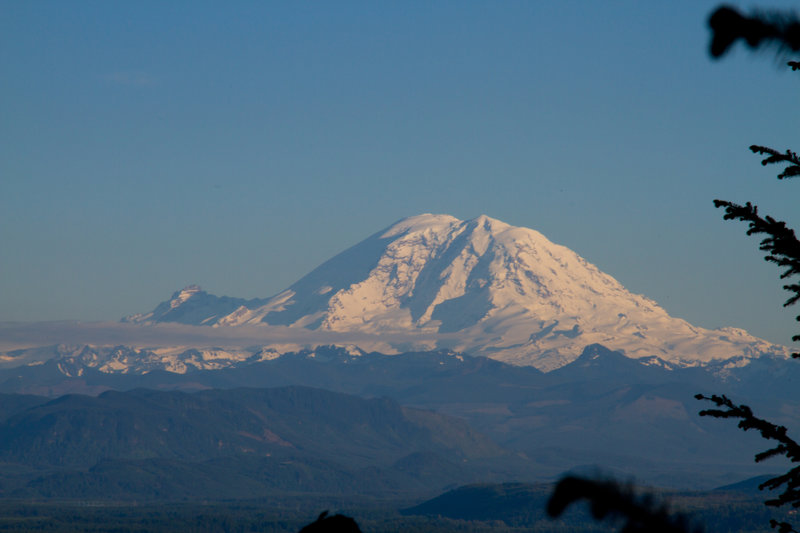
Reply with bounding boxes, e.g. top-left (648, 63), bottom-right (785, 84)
top-left (123, 214), bottom-right (788, 370)
top-left (0, 386), bottom-right (524, 499)
top-left (0, 343), bottom-right (794, 490)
